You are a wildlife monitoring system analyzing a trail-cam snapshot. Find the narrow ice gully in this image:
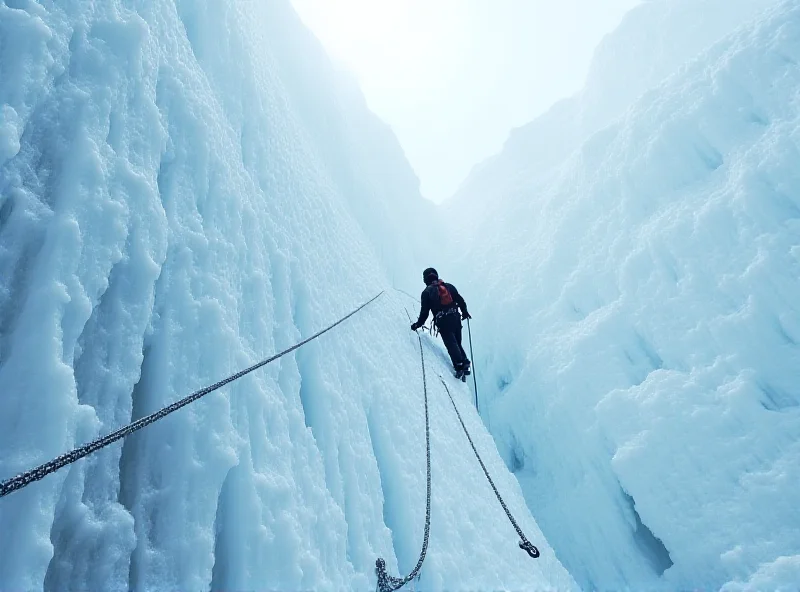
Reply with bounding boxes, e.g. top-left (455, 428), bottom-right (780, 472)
top-left (3, 0), bottom-right (800, 590)
top-left (0, 0), bottom-right (574, 591)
